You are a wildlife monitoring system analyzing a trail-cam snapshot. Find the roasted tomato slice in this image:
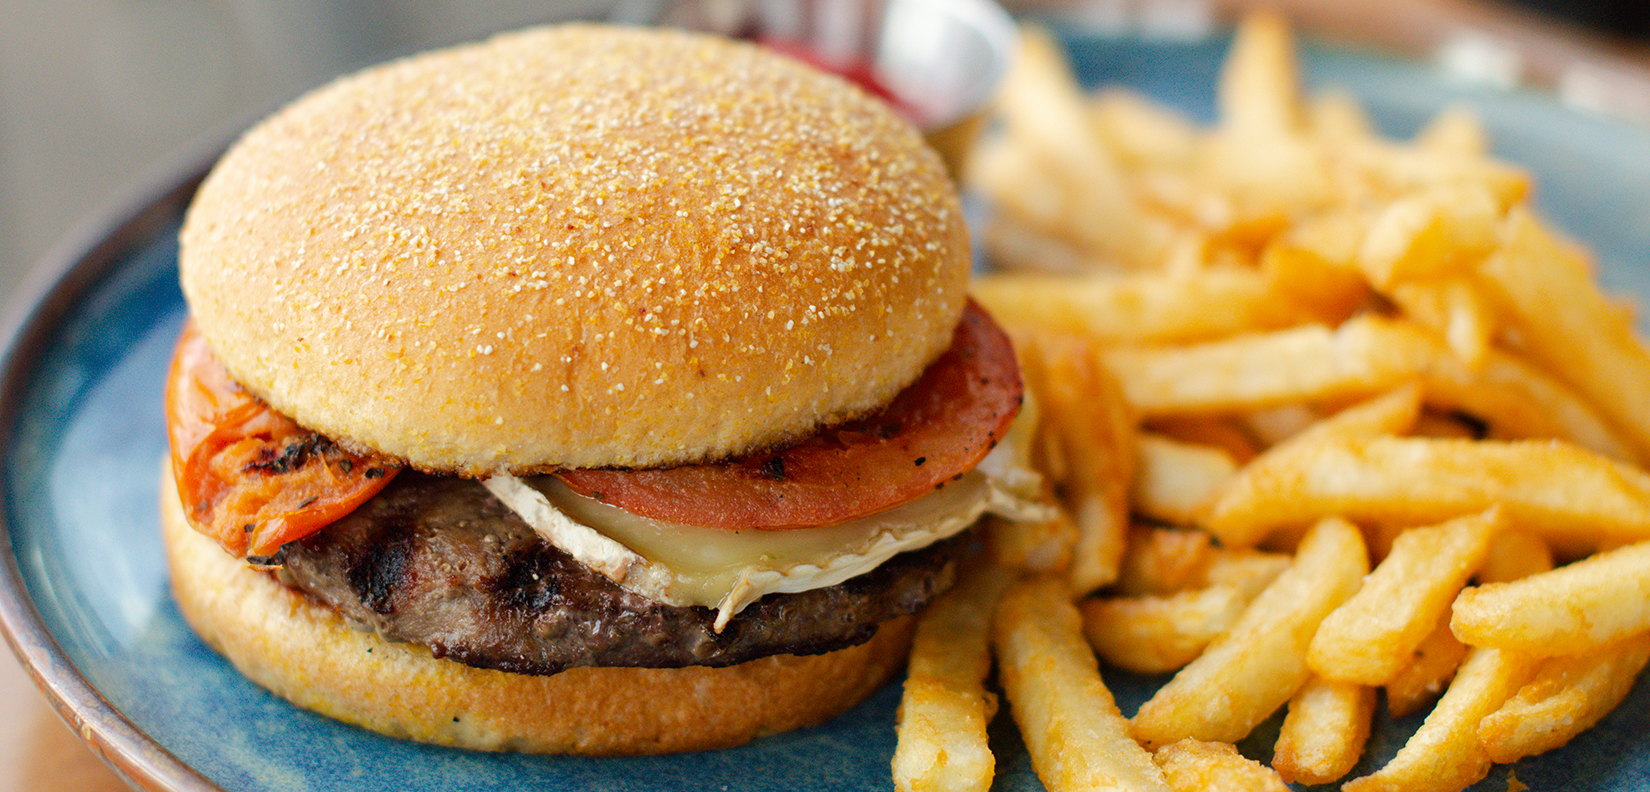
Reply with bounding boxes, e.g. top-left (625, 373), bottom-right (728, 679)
top-left (556, 301), bottom-right (1022, 530)
top-left (166, 323), bottom-right (401, 557)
